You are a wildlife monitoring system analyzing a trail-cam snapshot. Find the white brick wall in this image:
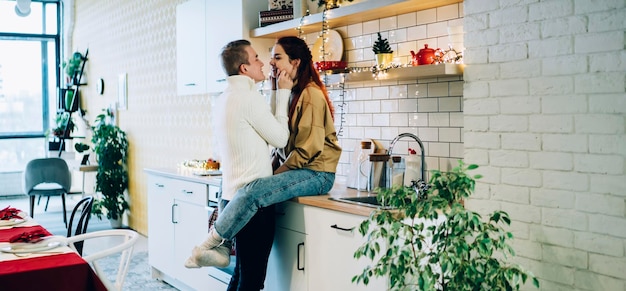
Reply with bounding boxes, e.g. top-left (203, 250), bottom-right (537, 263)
top-left (464, 0), bottom-right (626, 290)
